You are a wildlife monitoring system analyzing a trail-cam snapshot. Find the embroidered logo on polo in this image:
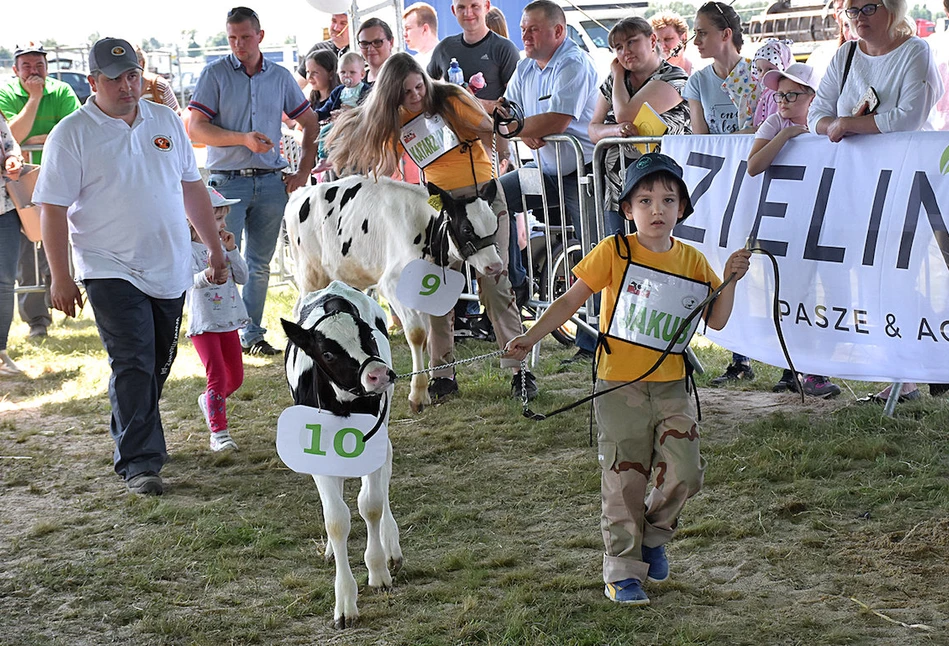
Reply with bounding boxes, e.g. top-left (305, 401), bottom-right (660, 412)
top-left (152, 135), bottom-right (173, 151)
